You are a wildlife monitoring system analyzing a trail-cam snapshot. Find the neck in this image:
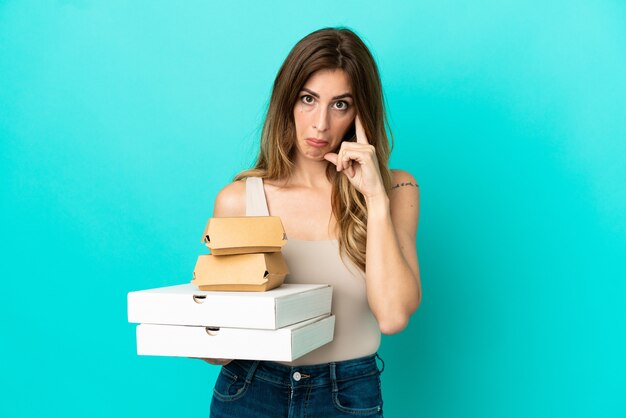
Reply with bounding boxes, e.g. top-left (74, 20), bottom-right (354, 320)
top-left (288, 153), bottom-right (333, 189)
